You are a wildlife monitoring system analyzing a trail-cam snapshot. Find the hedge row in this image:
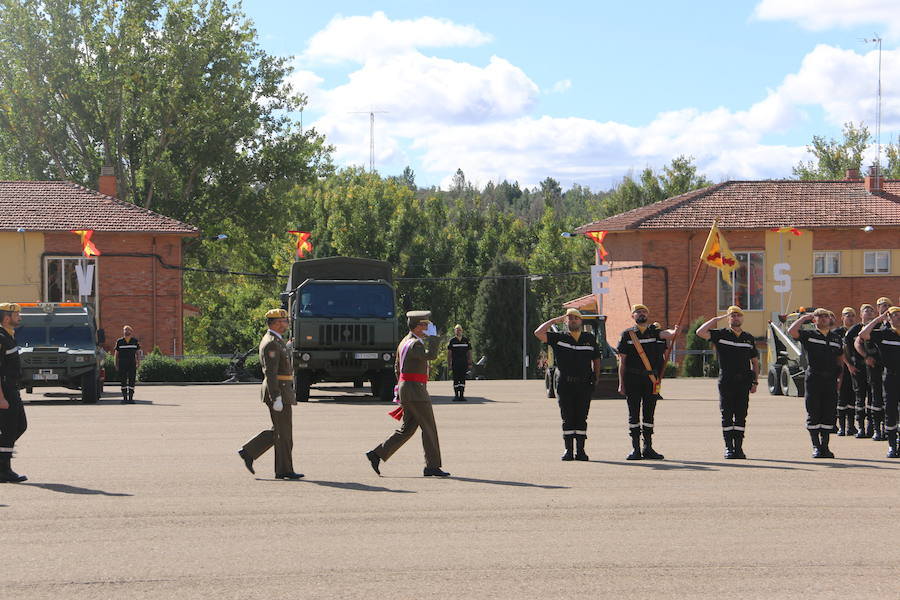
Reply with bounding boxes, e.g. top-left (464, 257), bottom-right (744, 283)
top-left (103, 353), bottom-right (263, 383)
